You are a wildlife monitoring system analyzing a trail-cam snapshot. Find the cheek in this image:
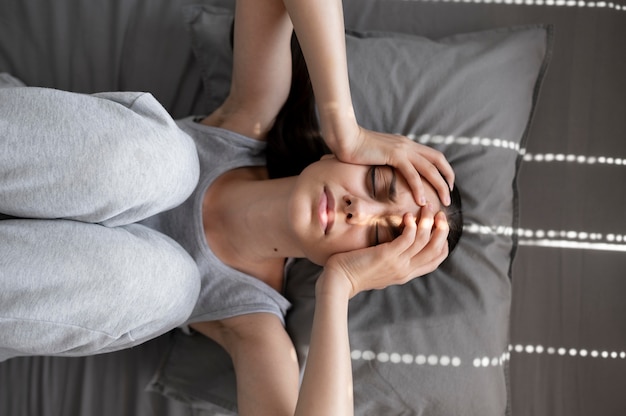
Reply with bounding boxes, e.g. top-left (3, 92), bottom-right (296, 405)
top-left (304, 227), bottom-right (370, 265)
top-left (327, 226), bottom-right (370, 254)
